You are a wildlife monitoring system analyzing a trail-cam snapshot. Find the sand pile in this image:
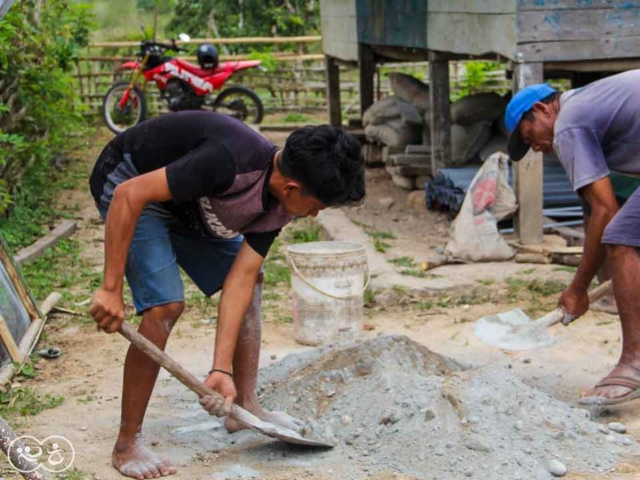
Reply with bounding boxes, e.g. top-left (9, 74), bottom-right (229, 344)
top-left (258, 335), bottom-right (638, 479)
